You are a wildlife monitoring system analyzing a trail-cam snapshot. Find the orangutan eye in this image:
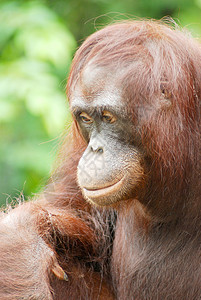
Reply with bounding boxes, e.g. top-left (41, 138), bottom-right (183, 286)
top-left (79, 112), bottom-right (93, 124)
top-left (102, 110), bottom-right (117, 123)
